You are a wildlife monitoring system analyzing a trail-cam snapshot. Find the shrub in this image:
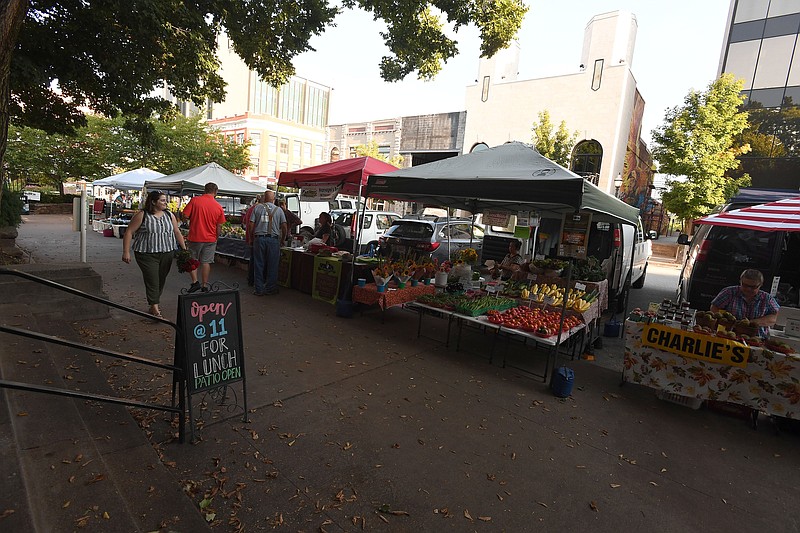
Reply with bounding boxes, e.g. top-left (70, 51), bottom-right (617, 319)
top-left (0, 183), bottom-right (24, 228)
